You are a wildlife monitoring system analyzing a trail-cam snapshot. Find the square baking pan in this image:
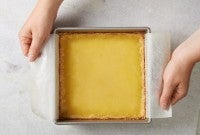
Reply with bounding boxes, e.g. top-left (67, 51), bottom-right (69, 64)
top-left (53, 27), bottom-right (151, 124)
